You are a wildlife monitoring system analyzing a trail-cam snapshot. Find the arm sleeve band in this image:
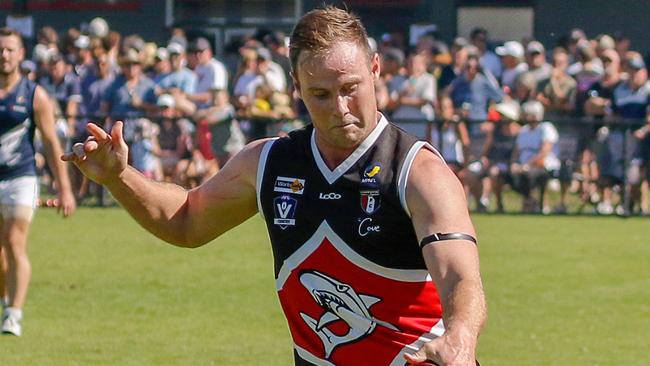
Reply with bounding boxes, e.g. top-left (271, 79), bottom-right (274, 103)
top-left (419, 232), bottom-right (477, 249)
